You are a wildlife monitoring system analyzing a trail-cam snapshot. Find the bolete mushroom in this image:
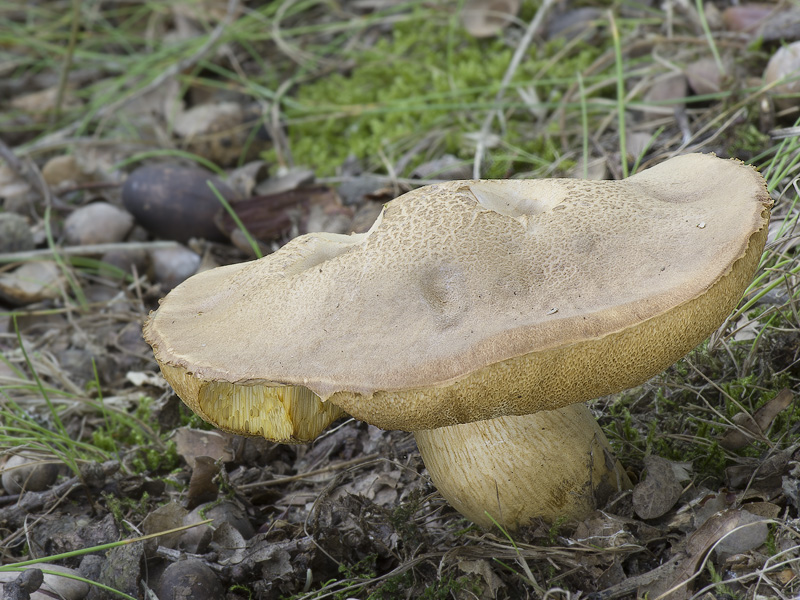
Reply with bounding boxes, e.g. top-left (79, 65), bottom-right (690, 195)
top-left (144, 153), bottom-right (771, 529)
